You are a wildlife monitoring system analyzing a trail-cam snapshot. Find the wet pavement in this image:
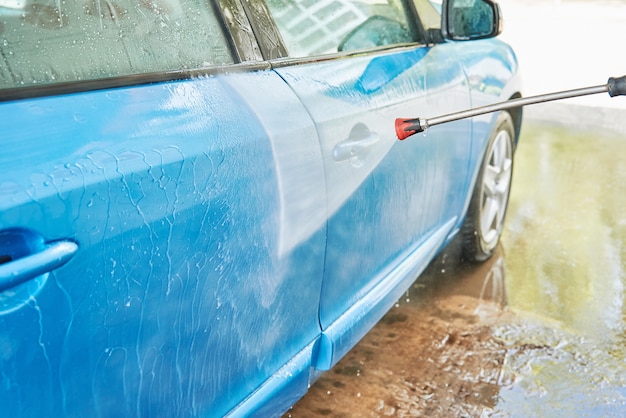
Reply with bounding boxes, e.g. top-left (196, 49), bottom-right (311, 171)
top-left (285, 118), bottom-right (626, 417)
